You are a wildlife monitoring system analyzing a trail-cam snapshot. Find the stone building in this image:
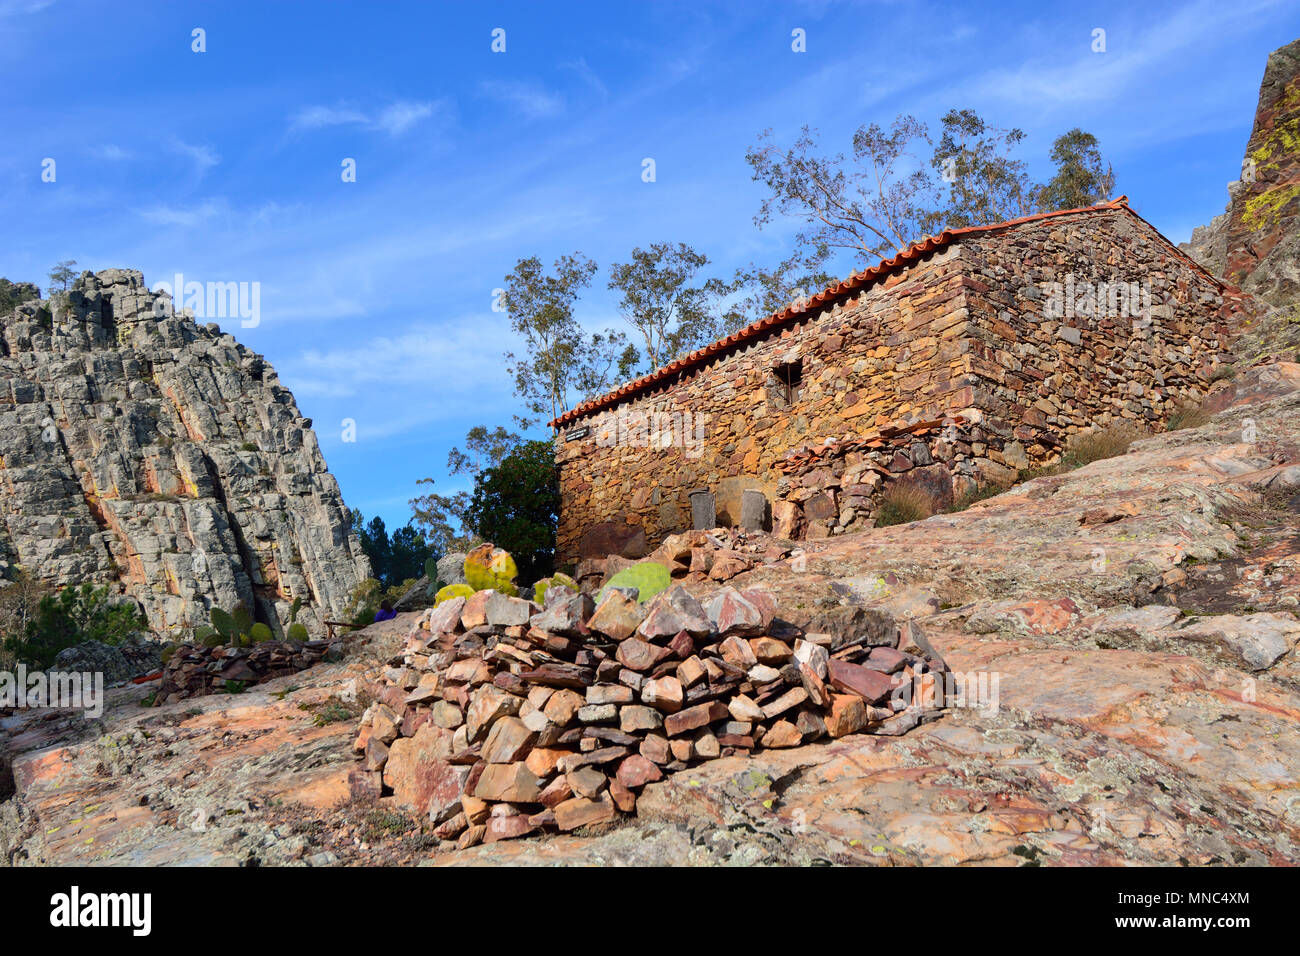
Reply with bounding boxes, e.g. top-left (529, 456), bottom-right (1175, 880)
top-left (552, 198), bottom-right (1243, 564)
